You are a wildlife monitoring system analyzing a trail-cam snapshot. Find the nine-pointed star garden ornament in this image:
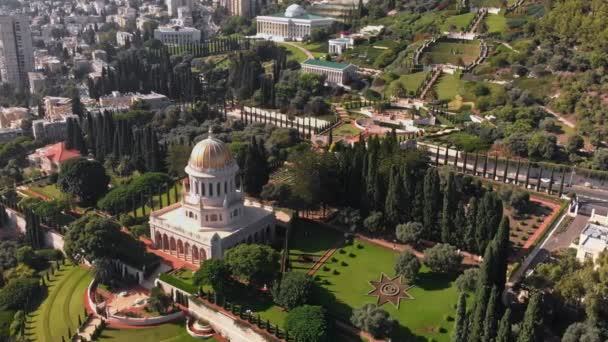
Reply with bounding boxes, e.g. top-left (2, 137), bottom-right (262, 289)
top-left (367, 273), bottom-right (415, 308)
